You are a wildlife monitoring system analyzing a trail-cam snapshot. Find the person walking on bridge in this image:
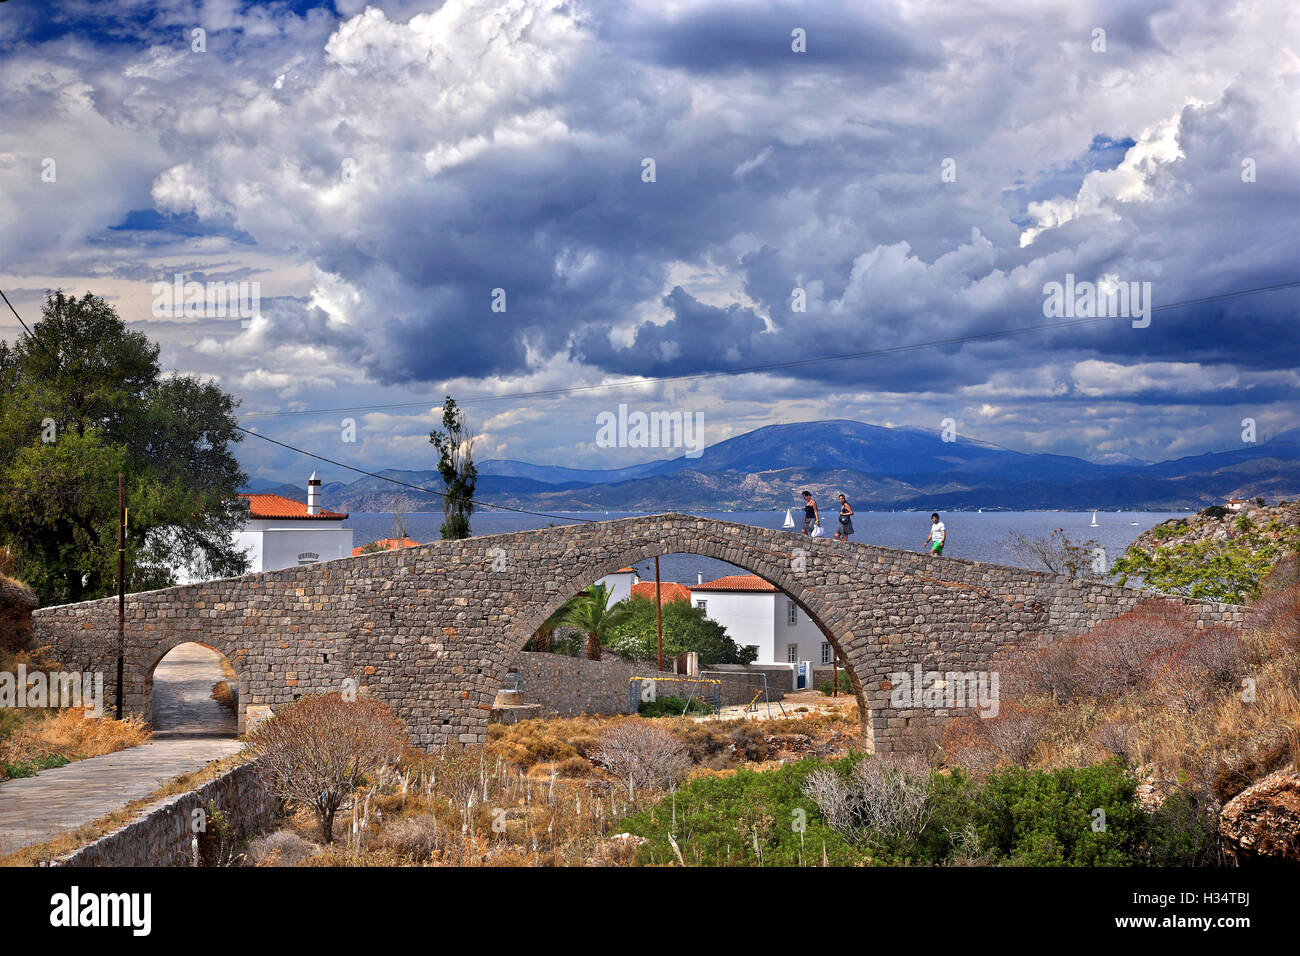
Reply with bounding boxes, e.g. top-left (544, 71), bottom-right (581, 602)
top-left (834, 494), bottom-right (854, 541)
top-left (800, 490), bottom-right (821, 536)
top-left (924, 512), bottom-right (947, 557)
